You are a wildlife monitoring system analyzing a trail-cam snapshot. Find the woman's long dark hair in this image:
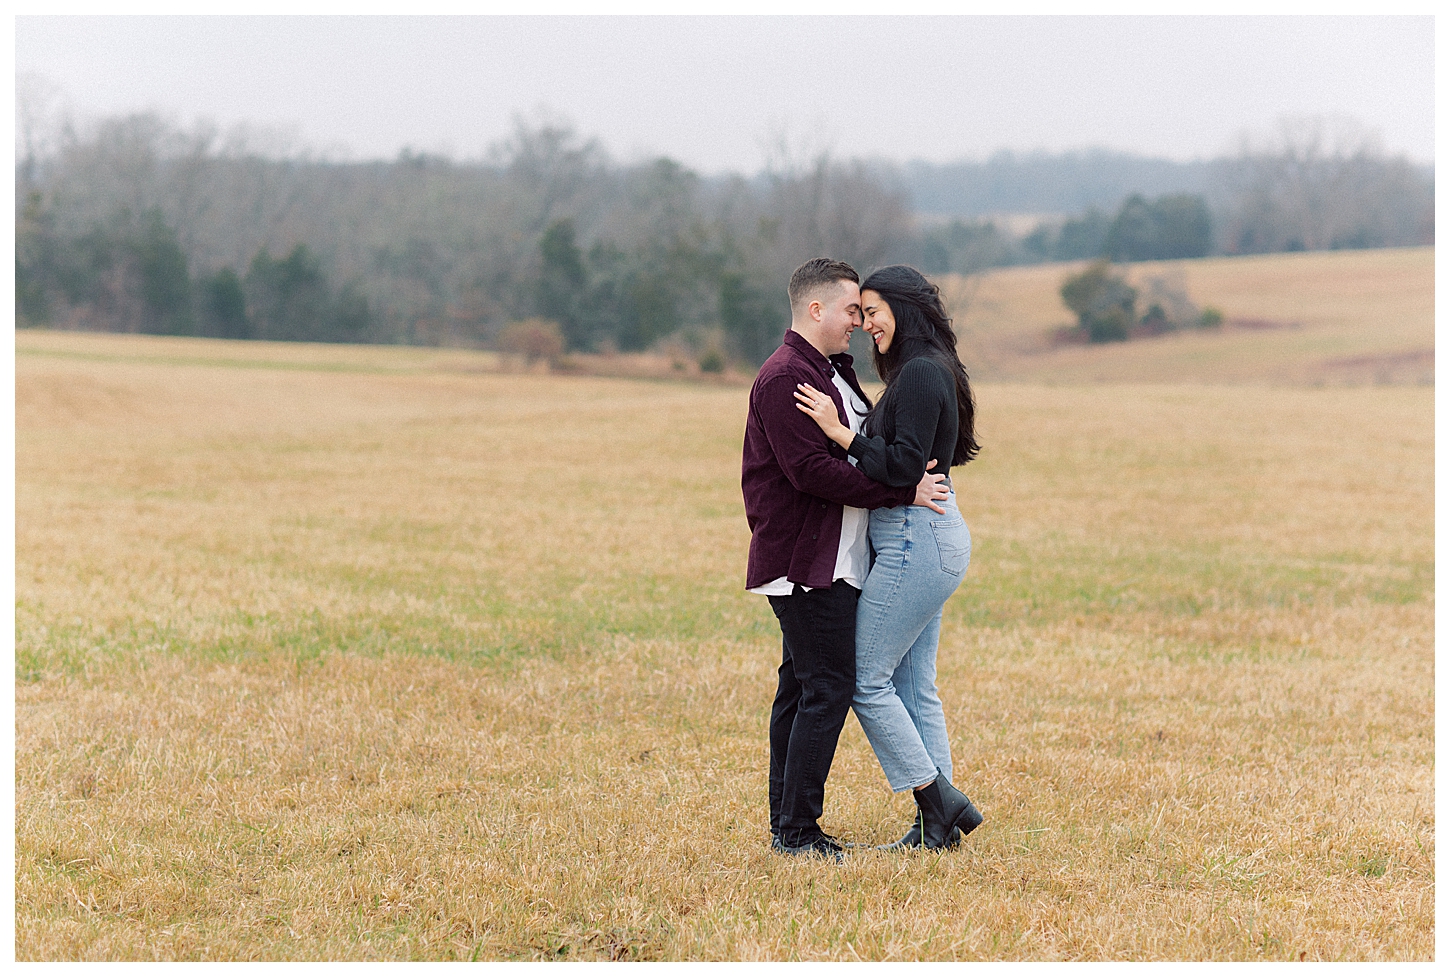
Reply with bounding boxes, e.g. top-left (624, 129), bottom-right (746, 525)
top-left (862, 265), bottom-right (980, 465)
